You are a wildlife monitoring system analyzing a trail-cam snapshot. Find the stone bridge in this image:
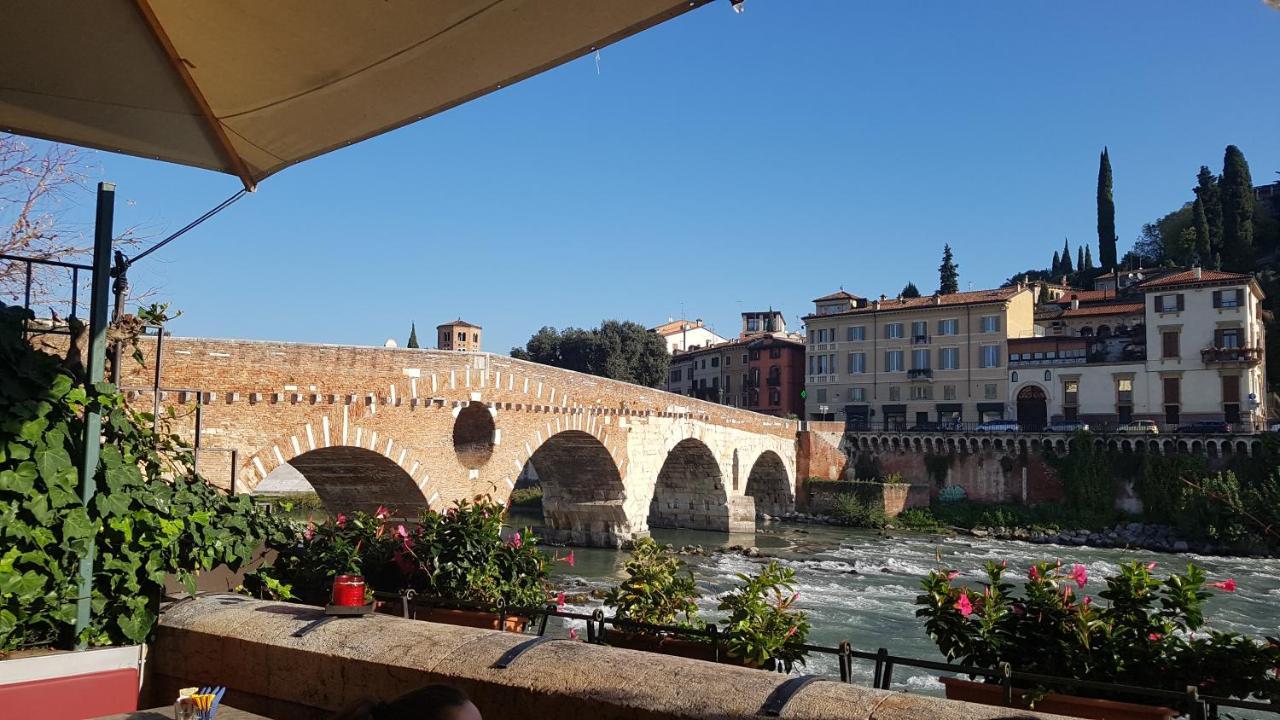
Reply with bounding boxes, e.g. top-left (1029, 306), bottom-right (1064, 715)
top-left (118, 337), bottom-right (799, 547)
